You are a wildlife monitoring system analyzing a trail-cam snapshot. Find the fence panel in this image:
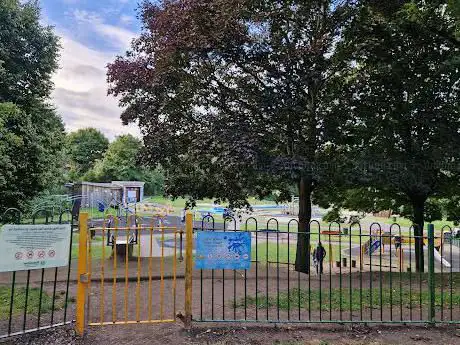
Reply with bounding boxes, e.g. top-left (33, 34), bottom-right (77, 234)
top-left (0, 209), bottom-right (75, 339)
top-left (193, 216), bottom-right (460, 325)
